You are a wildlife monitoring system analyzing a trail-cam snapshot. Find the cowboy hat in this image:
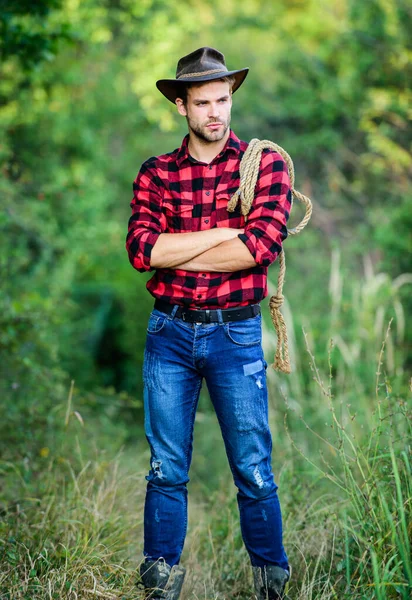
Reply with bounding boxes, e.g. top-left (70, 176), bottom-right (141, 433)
top-left (156, 47), bottom-right (249, 103)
